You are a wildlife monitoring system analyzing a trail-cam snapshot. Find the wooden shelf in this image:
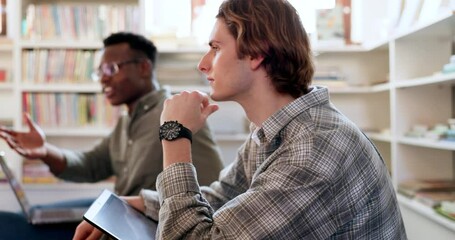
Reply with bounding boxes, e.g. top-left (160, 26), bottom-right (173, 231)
top-left (395, 72), bottom-right (455, 89)
top-left (366, 132), bottom-right (392, 142)
top-left (398, 137), bottom-right (455, 151)
top-left (44, 127), bottom-right (112, 137)
top-left (215, 133), bottom-right (249, 142)
top-left (0, 181), bottom-right (114, 191)
top-left (398, 194), bottom-right (455, 232)
top-left (164, 84), bottom-right (211, 93)
top-left (20, 83), bottom-right (101, 93)
top-left (20, 40), bottom-right (102, 49)
top-left (0, 38), bottom-right (13, 52)
top-left (391, 11), bottom-right (454, 41)
top-left (328, 83), bottom-right (391, 94)
top-left (0, 83), bottom-right (13, 90)
top-left (0, 45), bottom-right (12, 52)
